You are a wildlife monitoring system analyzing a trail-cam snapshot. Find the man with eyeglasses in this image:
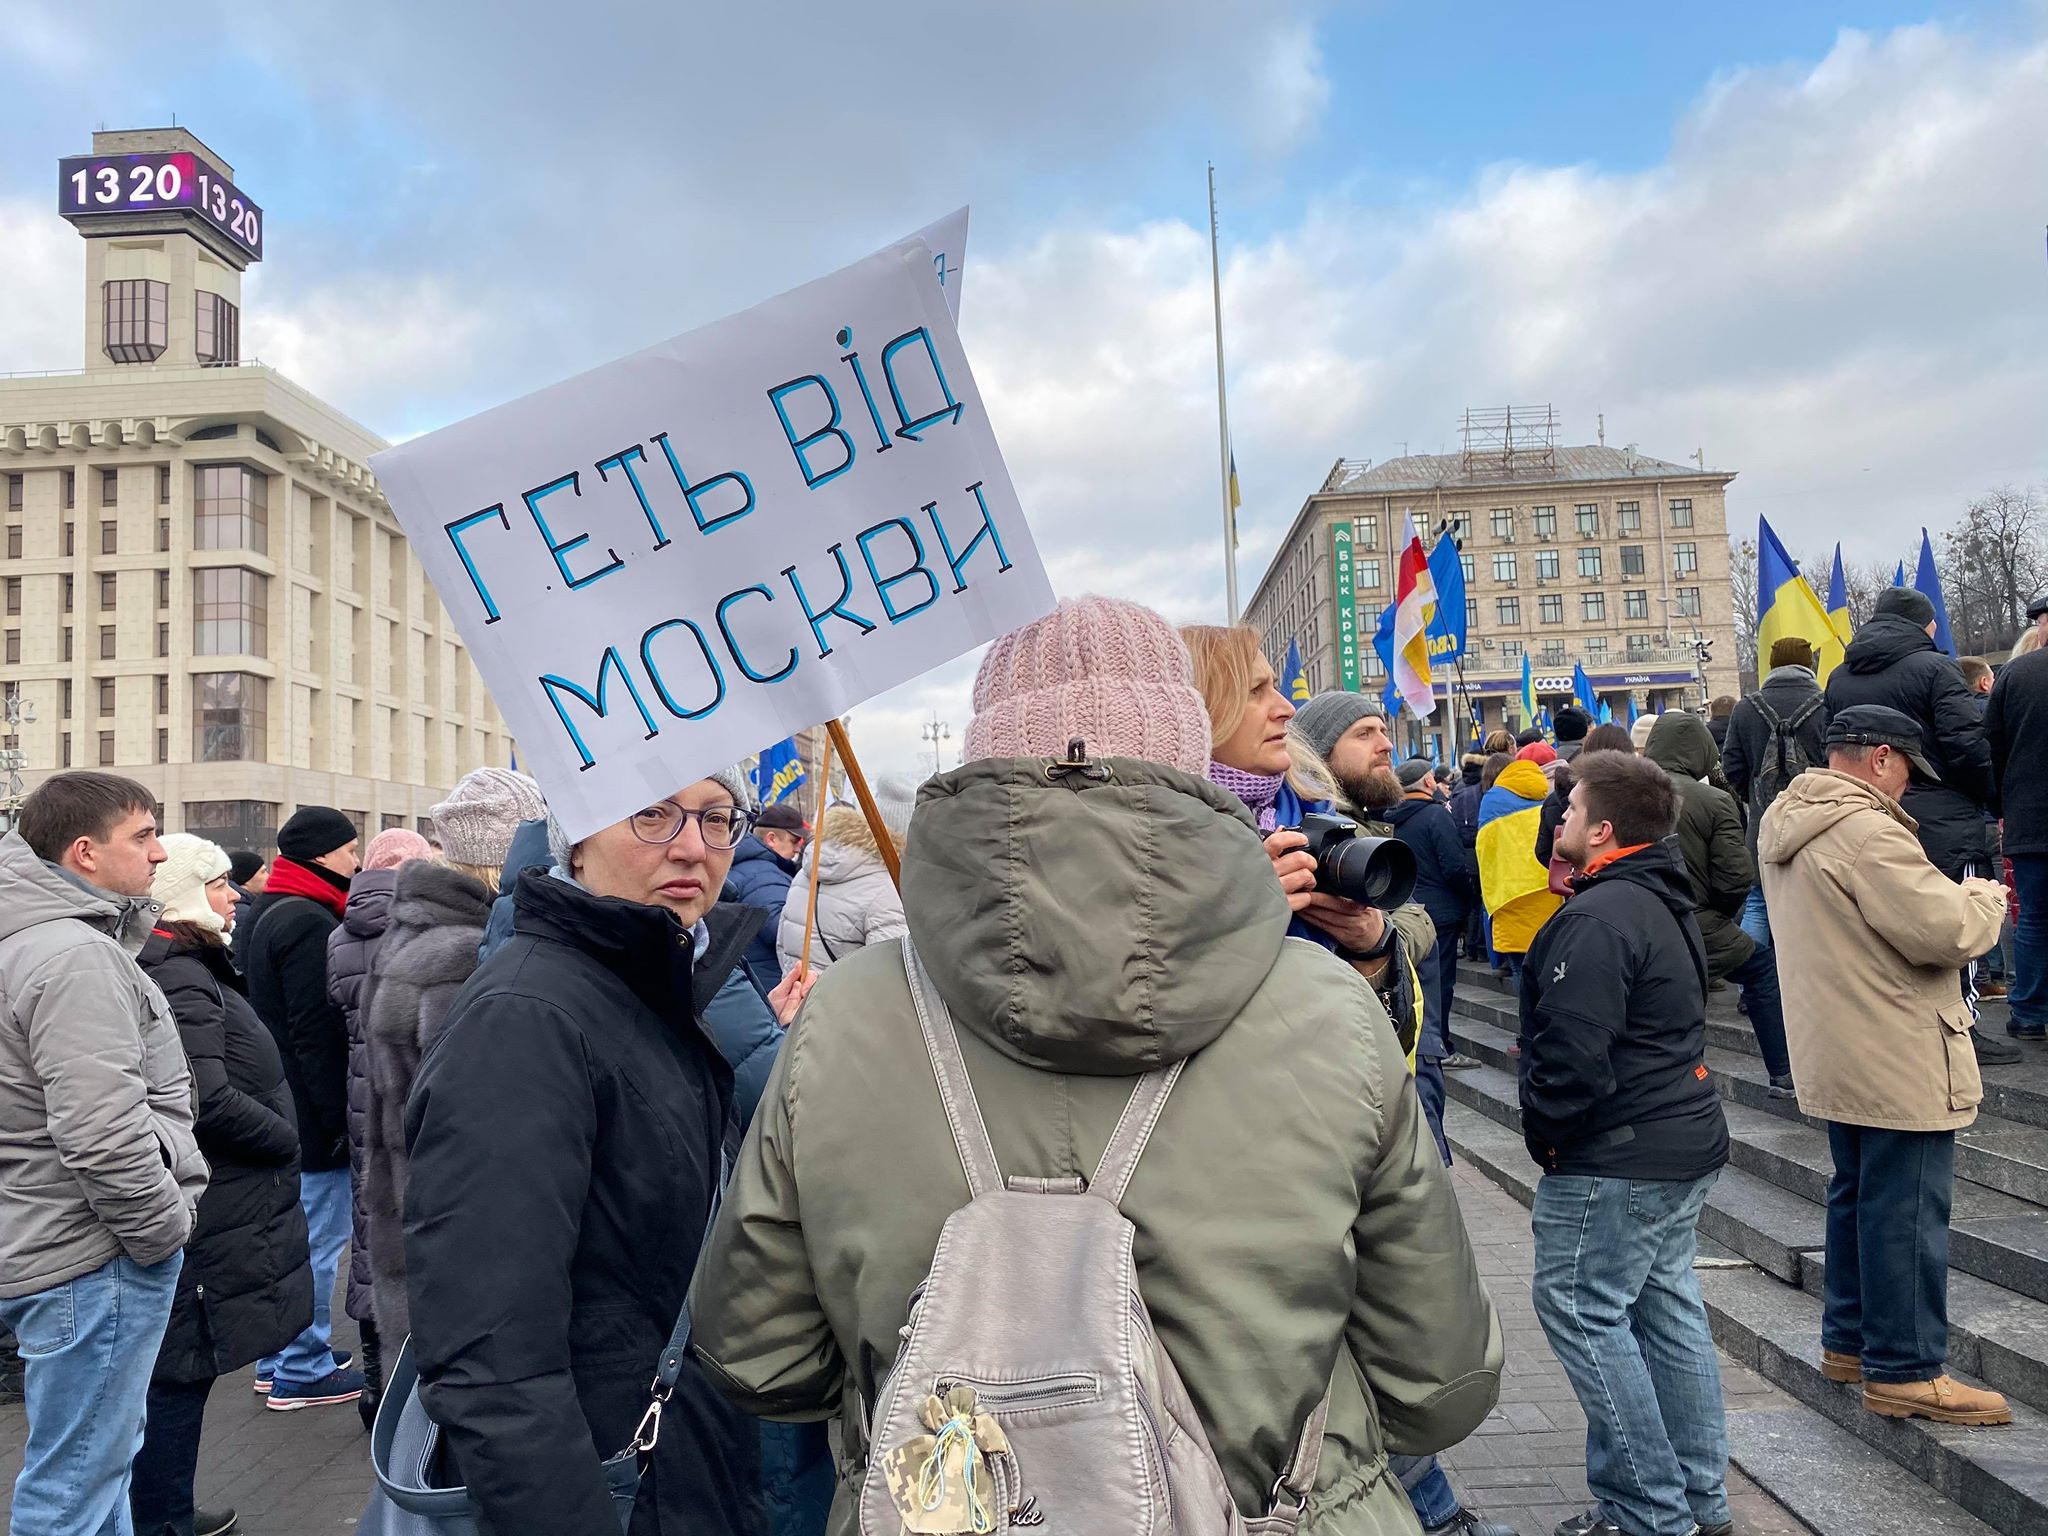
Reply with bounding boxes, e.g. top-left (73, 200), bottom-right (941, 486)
top-left (402, 765), bottom-right (818, 1536)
